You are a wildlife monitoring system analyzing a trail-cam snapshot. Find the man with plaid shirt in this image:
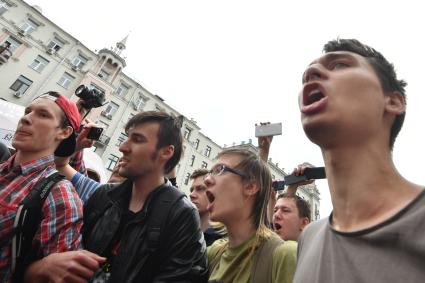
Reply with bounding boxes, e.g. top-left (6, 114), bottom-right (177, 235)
top-left (0, 92), bottom-right (90, 282)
